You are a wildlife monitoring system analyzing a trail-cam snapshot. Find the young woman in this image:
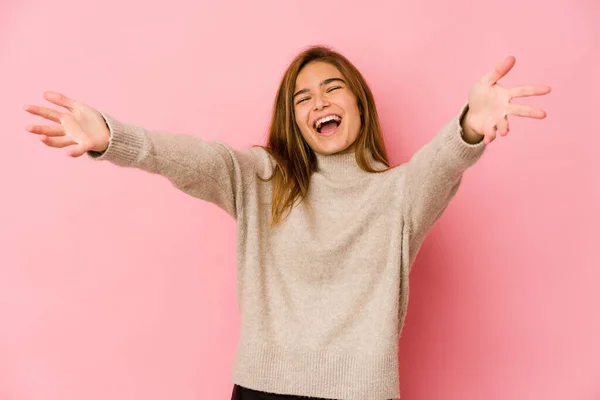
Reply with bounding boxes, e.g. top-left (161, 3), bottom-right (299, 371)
top-left (23, 45), bottom-right (550, 400)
